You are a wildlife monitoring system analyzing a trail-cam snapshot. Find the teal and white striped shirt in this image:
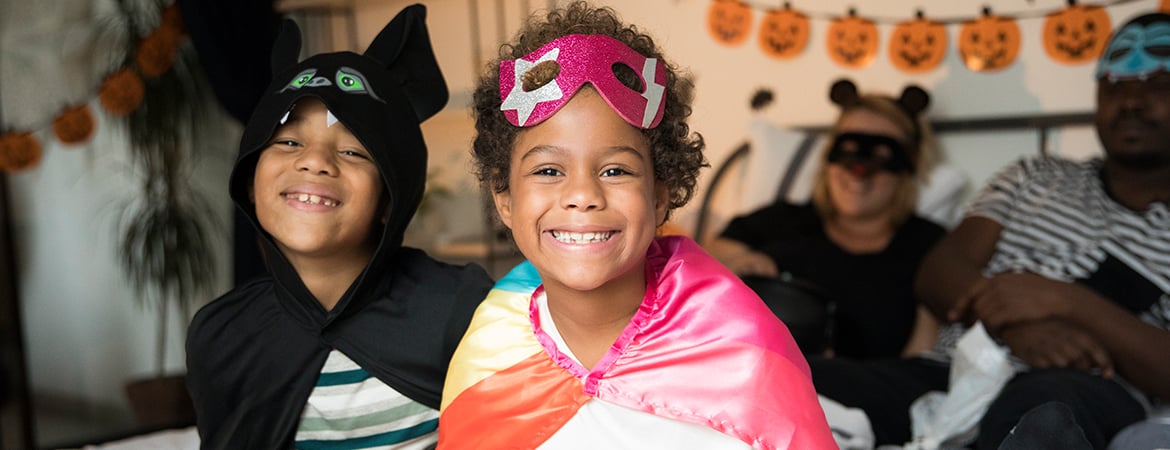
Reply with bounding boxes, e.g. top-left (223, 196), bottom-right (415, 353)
top-left (295, 350), bottom-right (440, 449)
